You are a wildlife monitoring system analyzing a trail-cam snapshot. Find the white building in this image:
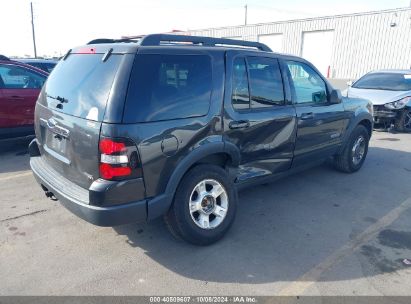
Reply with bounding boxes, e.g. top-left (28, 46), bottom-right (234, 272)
top-left (185, 8), bottom-right (411, 83)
